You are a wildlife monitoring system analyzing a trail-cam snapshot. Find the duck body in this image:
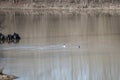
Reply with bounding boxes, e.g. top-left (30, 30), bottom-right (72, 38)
top-left (11, 33), bottom-right (21, 43)
top-left (0, 33), bottom-right (5, 44)
top-left (6, 34), bottom-right (13, 43)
